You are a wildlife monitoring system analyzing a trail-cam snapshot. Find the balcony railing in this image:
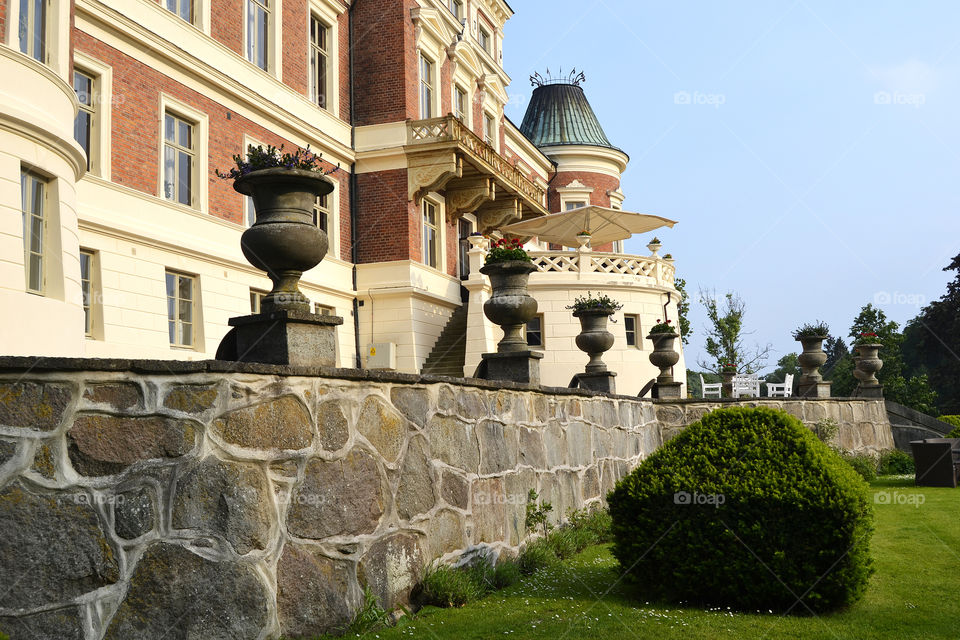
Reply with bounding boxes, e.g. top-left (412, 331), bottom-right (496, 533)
top-left (407, 115), bottom-right (547, 209)
top-left (528, 250), bottom-right (676, 287)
